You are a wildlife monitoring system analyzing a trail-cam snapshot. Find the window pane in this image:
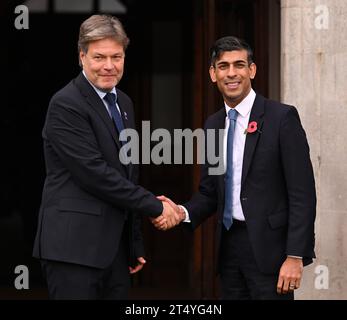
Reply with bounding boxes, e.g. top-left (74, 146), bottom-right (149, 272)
top-left (54, 0), bottom-right (93, 13)
top-left (23, 0), bottom-right (48, 12)
top-left (99, 0), bottom-right (127, 14)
